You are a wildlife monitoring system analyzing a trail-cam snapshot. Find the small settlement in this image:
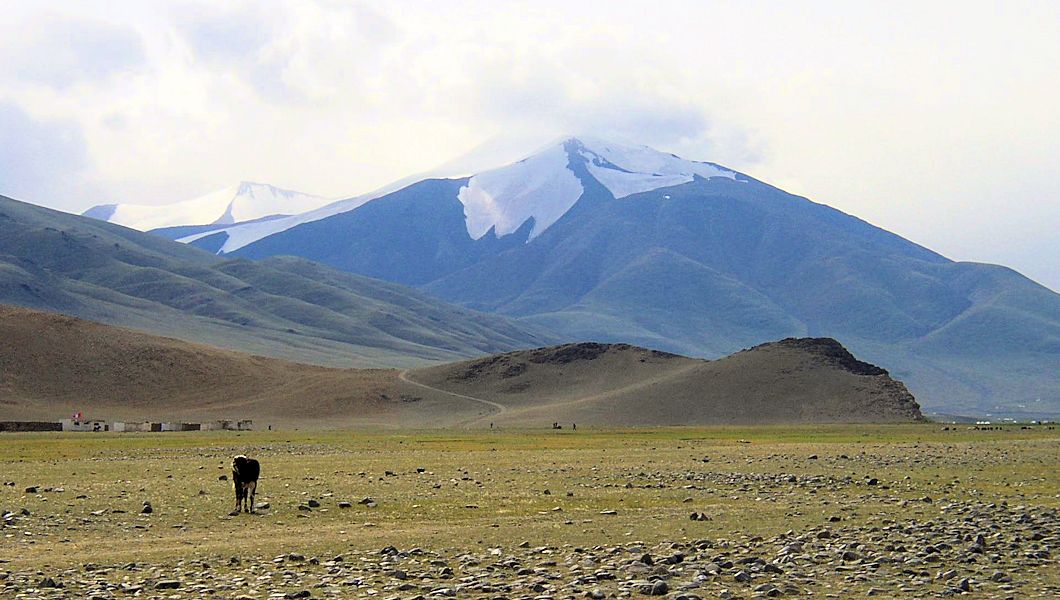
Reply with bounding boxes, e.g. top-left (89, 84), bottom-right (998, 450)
top-left (0, 419), bottom-right (253, 433)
